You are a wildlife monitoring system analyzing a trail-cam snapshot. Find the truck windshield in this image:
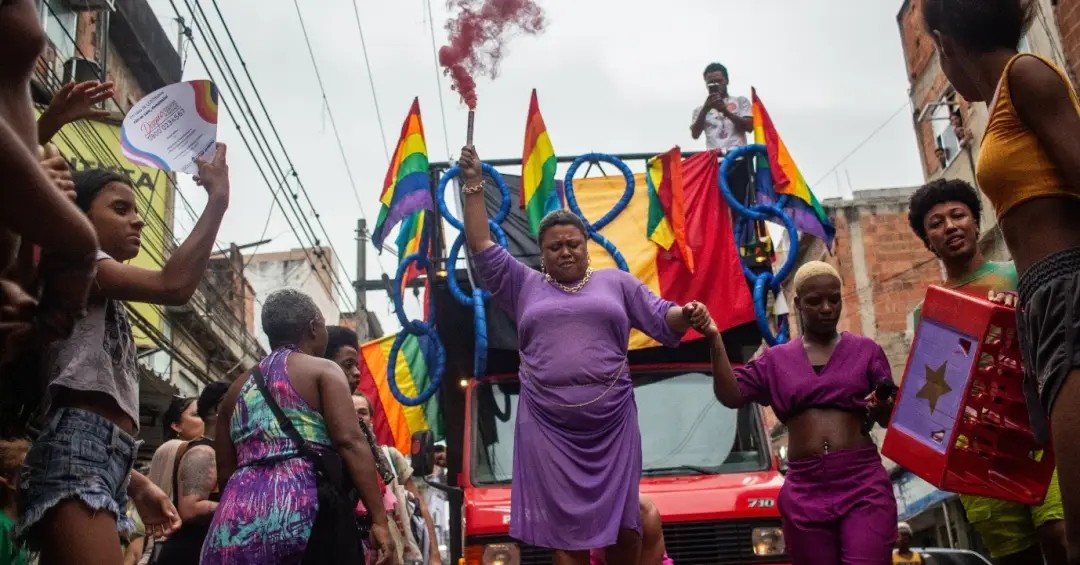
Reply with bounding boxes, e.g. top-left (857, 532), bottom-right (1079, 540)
top-left (470, 369), bottom-right (770, 485)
